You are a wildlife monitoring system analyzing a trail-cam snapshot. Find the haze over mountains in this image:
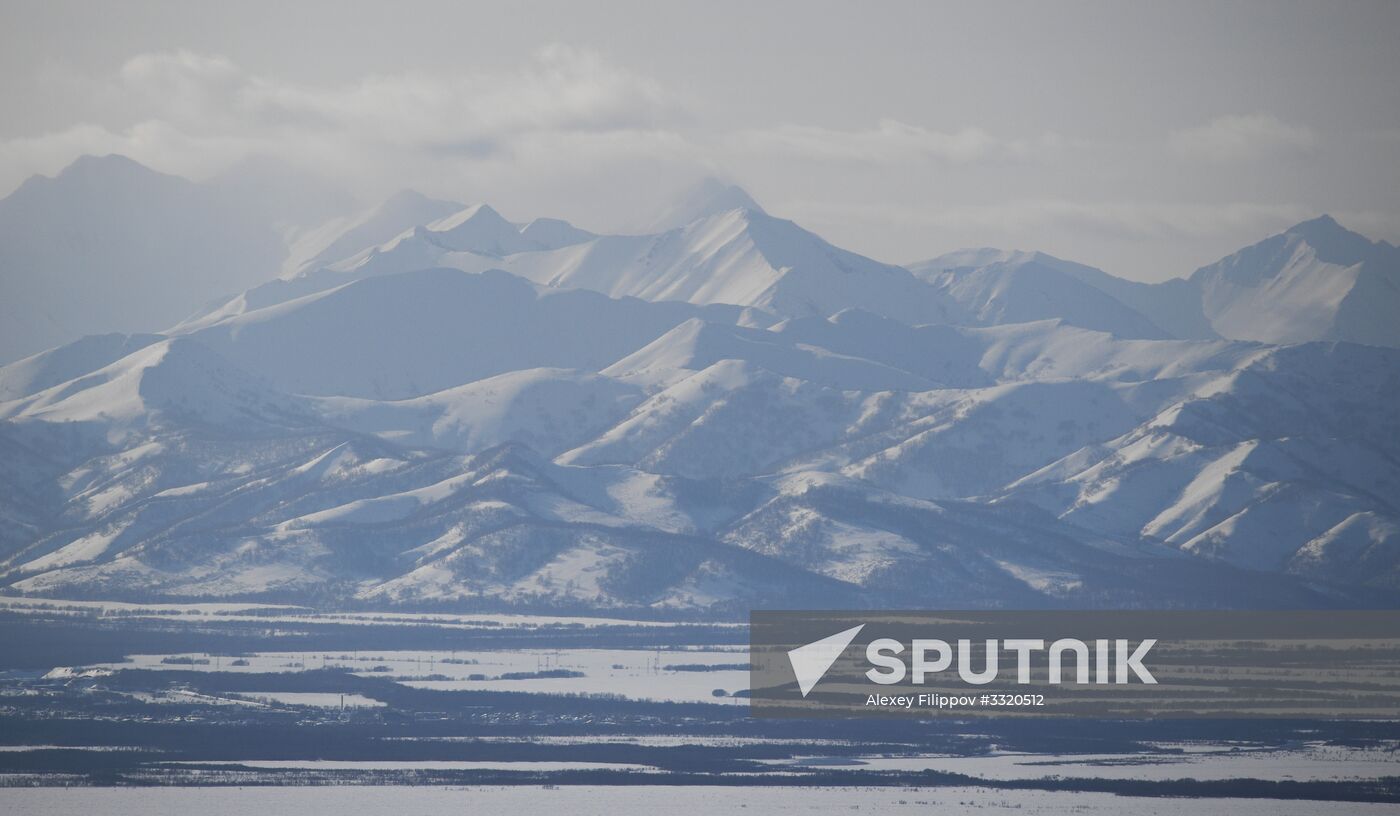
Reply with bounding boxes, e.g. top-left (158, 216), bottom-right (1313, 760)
top-left (0, 155), bottom-right (1397, 615)
top-left (0, 155), bottom-right (352, 363)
